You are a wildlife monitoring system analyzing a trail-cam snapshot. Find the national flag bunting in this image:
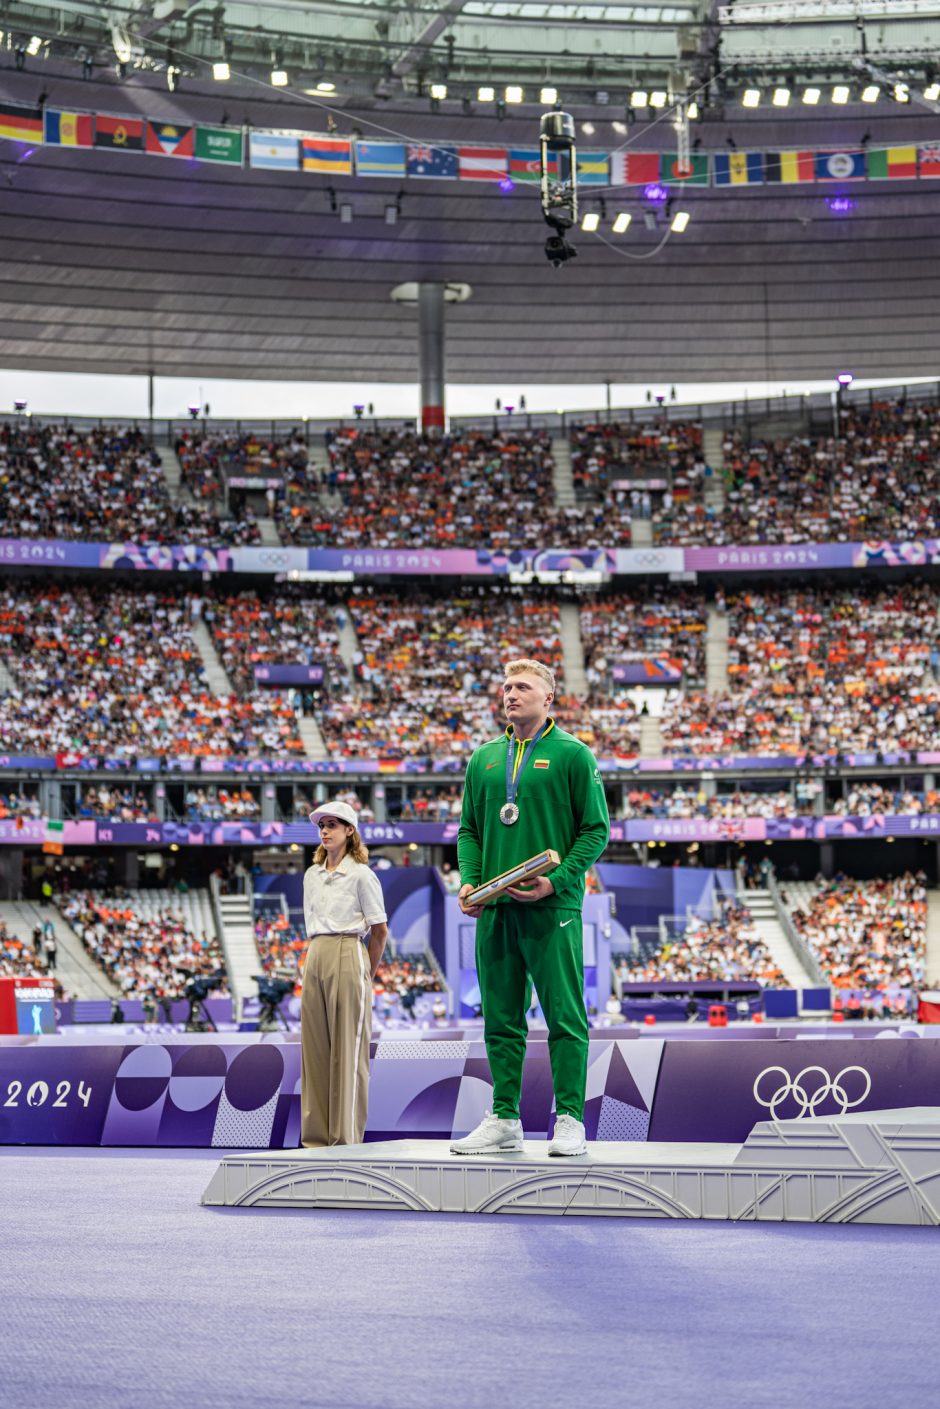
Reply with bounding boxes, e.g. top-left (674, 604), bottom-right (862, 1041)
top-left (354, 141), bottom-right (406, 176)
top-left (146, 122), bottom-right (194, 158)
top-left (713, 151), bottom-right (763, 186)
top-left (764, 150), bottom-right (814, 184)
top-left (0, 103), bottom-right (43, 143)
top-left (814, 151), bottom-right (866, 181)
top-left (301, 136), bottom-right (352, 174)
top-left (576, 151), bottom-right (610, 185)
top-left (609, 152), bottom-right (661, 186)
top-left (660, 152), bottom-right (709, 185)
top-left (44, 110), bottom-right (94, 148)
top-left (866, 146), bottom-right (917, 180)
top-left (94, 114), bottom-right (144, 151)
top-left (457, 146), bottom-right (508, 180)
top-left (920, 144), bottom-right (940, 178)
top-left (508, 148), bottom-right (556, 181)
top-left (406, 144), bottom-right (457, 178)
top-left (194, 126), bottom-right (244, 165)
top-left (248, 131), bottom-right (298, 170)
